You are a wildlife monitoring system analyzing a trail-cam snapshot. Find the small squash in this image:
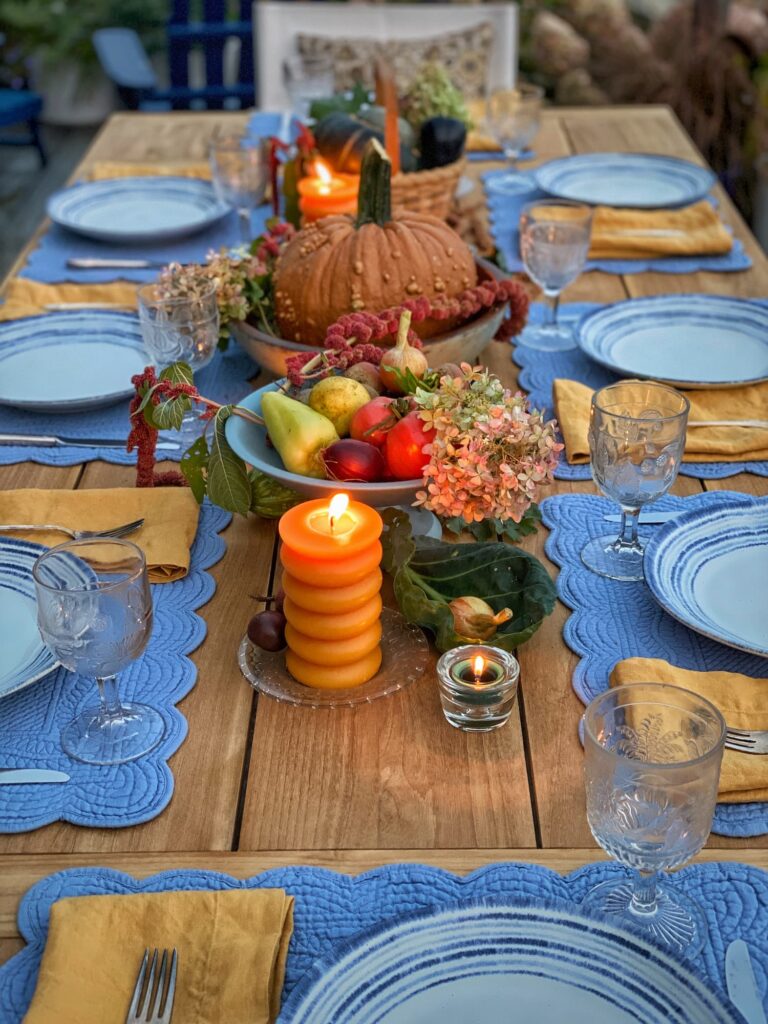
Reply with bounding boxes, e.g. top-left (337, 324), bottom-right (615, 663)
top-left (314, 109), bottom-right (416, 174)
top-left (272, 139), bottom-right (478, 346)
